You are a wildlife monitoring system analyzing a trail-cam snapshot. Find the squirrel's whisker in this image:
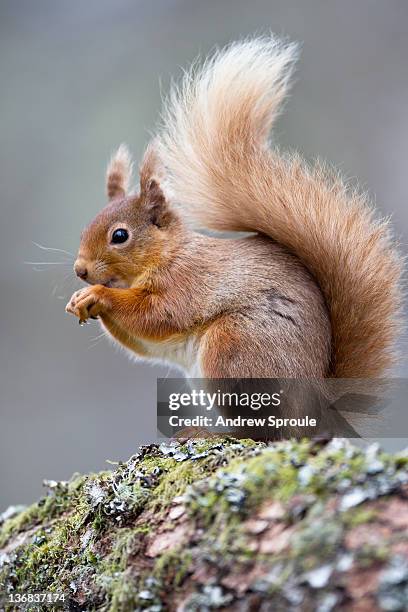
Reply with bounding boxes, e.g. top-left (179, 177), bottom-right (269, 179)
top-left (24, 261), bottom-right (73, 266)
top-left (32, 241), bottom-right (74, 259)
